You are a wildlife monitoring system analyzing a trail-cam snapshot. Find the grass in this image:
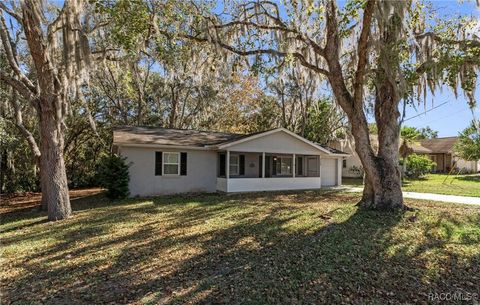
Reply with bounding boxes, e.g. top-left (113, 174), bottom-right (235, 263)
top-left (344, 174), bottom-right (480, 197)
top-left (1, 190), bottom-right (480, 304)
